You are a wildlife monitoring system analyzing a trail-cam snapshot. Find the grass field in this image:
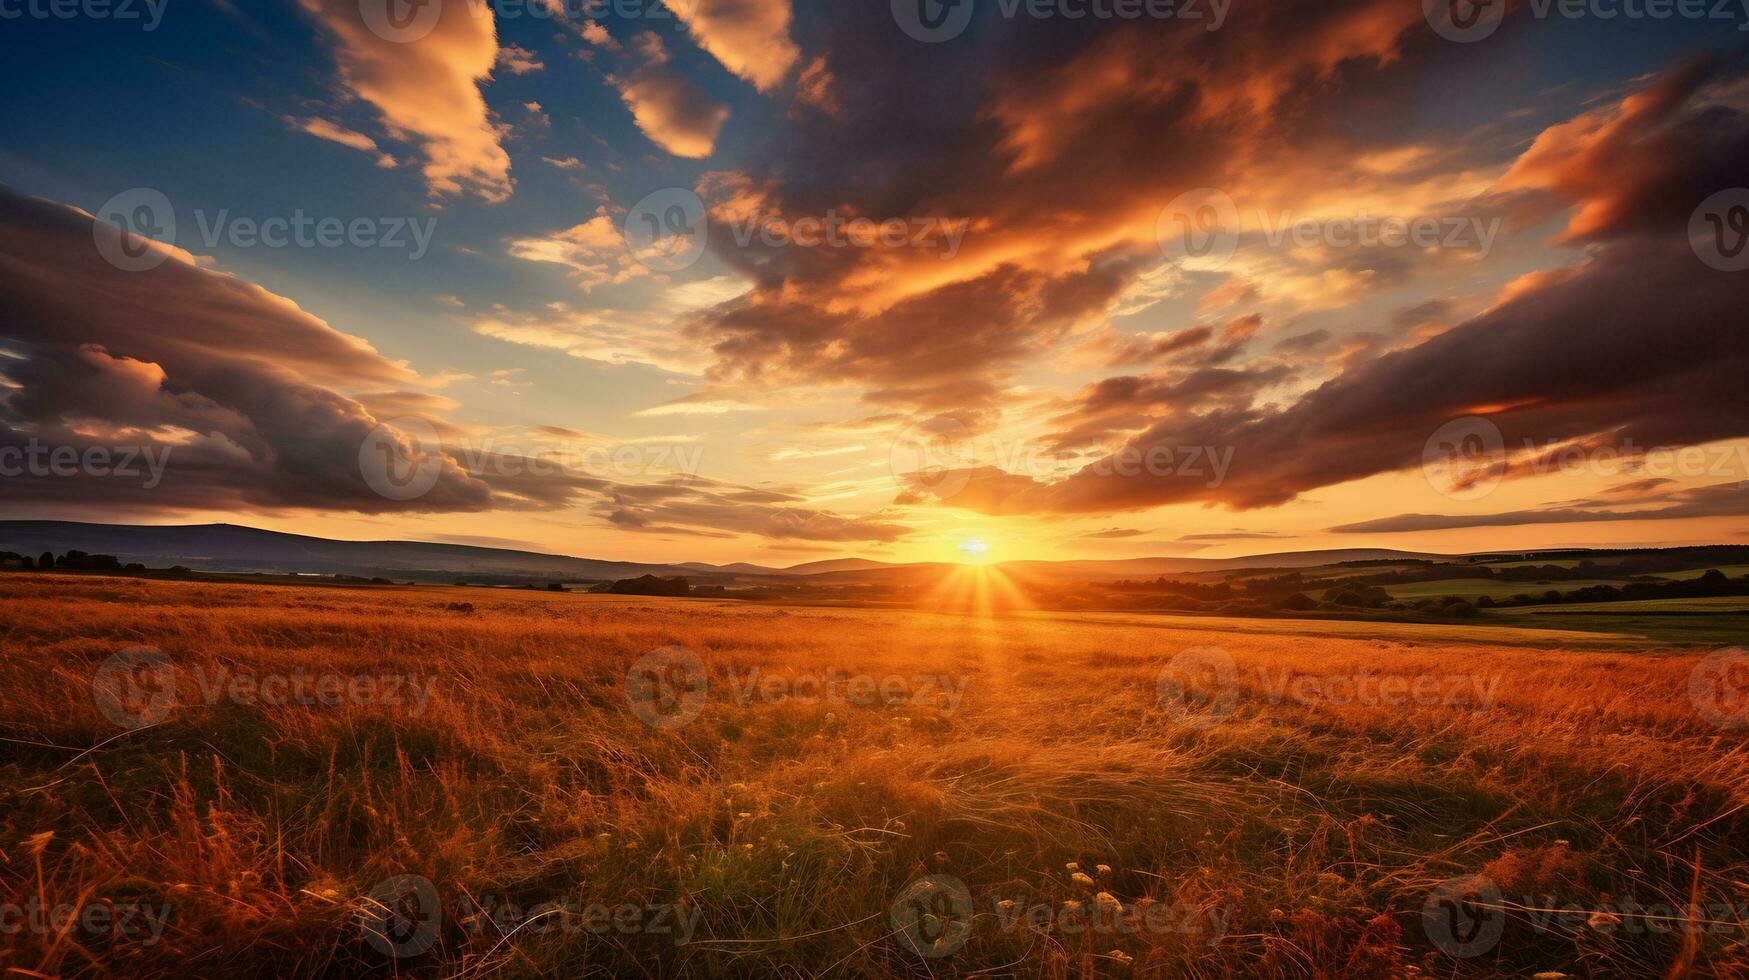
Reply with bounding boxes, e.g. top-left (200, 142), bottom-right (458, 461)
top-left (3, 574), bottom-right (1748, 977)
